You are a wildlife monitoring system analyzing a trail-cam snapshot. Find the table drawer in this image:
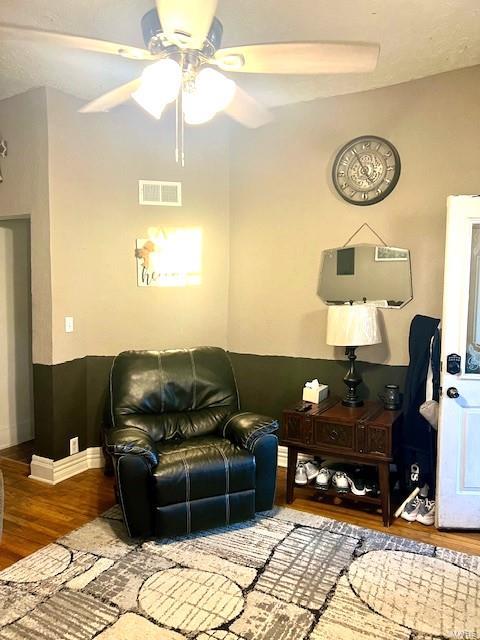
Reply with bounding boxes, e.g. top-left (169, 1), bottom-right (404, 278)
top-left (283, 413), bottom-right (313, 444)
top-left (364, 425), bottom-right (390, 456)
top-left (313, 419), bottom-right (354, 451)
